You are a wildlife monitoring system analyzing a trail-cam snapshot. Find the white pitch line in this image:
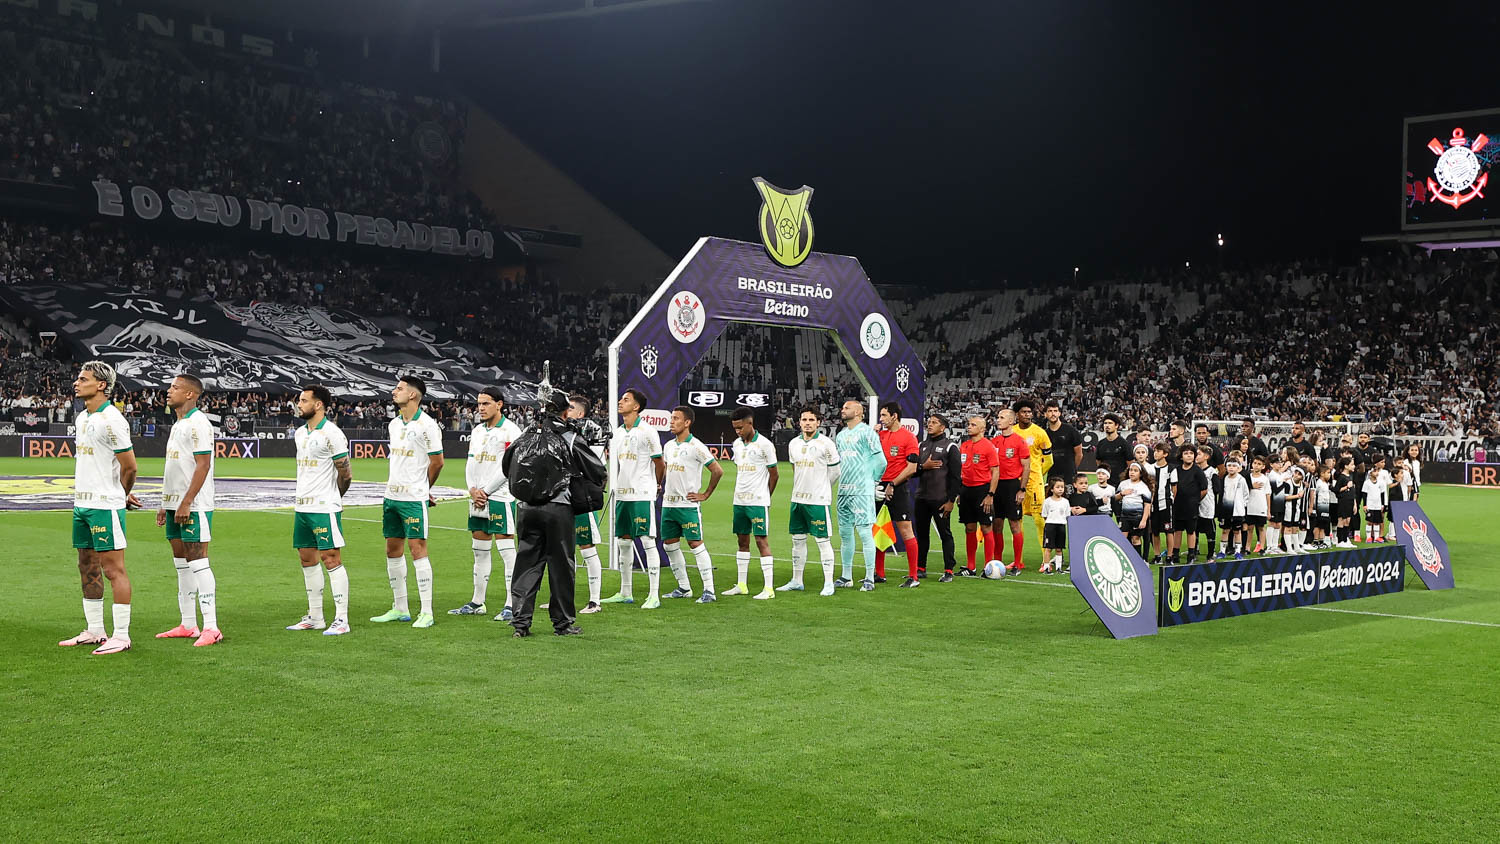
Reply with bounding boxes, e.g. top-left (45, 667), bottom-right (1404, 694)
top-left (1297, 605), bottom-right (1500, 628)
